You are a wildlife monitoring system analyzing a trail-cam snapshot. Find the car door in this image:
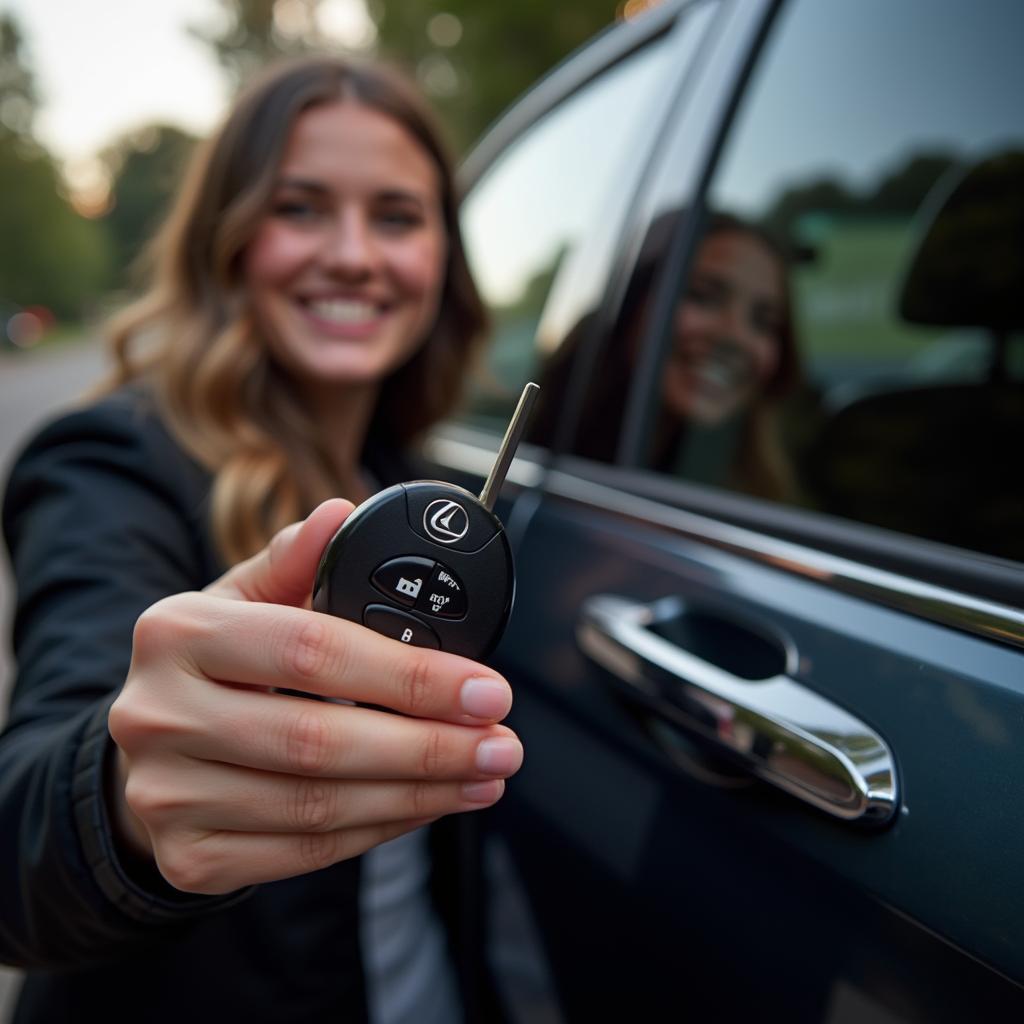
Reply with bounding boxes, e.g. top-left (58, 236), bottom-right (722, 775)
top-left (431, 0), bottom-right (1024, 1020)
